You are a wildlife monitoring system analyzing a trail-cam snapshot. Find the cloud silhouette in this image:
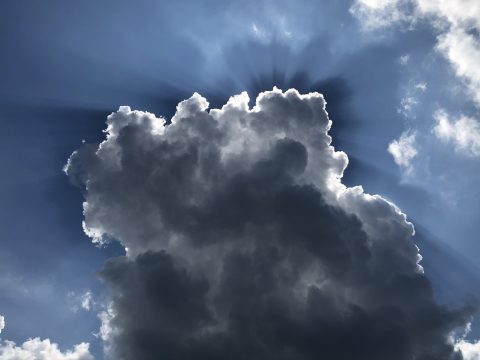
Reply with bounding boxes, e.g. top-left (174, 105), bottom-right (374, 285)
top-left (67, 88), bottom-right (473, 359)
